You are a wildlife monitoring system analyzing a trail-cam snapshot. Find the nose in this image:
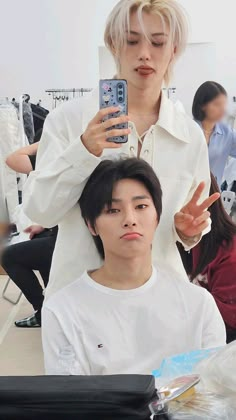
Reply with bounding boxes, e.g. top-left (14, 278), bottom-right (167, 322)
top-left (137, 39), bottom-right (151, 62)
top-left (122, 208), bottom-right (137, 228)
